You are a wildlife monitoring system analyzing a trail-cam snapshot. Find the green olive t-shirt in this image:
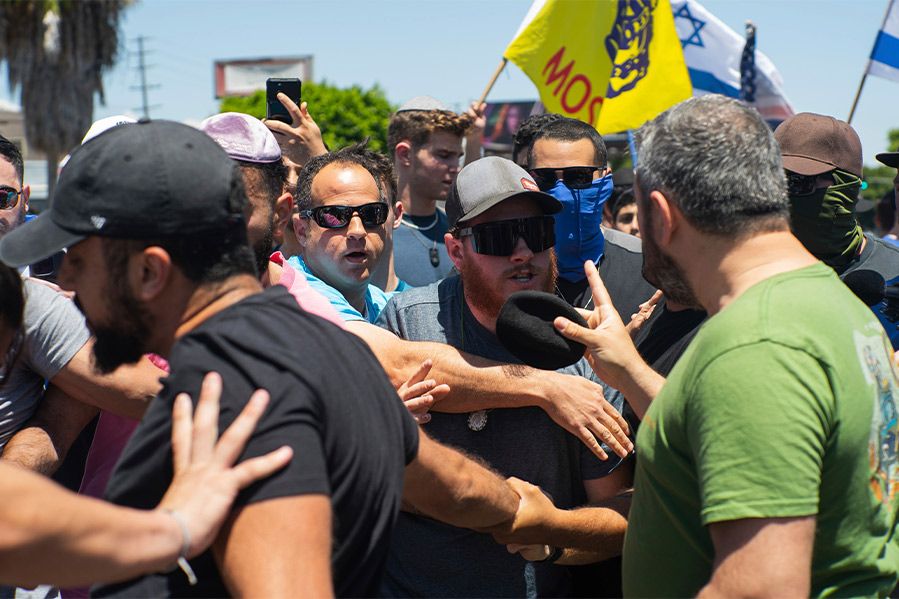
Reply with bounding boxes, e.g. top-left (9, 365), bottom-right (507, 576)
top-left (623, 263), bottom-right (899, 597)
